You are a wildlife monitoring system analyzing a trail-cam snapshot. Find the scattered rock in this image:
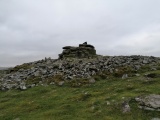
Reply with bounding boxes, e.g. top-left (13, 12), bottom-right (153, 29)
top-left (50, 82), bottom-right (55, 85)
top-left (34, 71), bottom-right (40, 77)
top-left (122, 74), bottom-right (128, 79)
top-left (29, 84), bottom-right (36, 88)
top-left (106, 101), bottom-right (110, 105)
top-left (143, 59), bottom-right (149, 64)
top-left (89, 78), bottom-right (96, 84)
top-left (151, 67), bottom-right (157, 71)
top-left (122, 101), bottom-right (131, 113)
top-left (19, 82), bottom-right (27, 90)
top-left (135, 94), bottom-right (160, 111)
top-left (135, 74), bottom-right (140, 77)
top-left (58, 81), bottom-right (65, 86)
top-left (151, 118), bottom-right (160, 120)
